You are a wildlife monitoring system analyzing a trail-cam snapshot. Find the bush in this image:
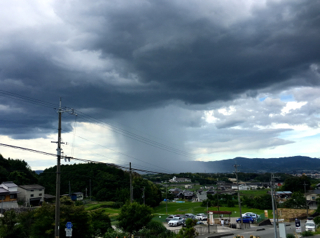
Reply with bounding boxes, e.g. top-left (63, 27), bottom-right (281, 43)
top-left (301, 231), bottom-right (314, 237)
top-left (286, 234), bottom-right (295, 238)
